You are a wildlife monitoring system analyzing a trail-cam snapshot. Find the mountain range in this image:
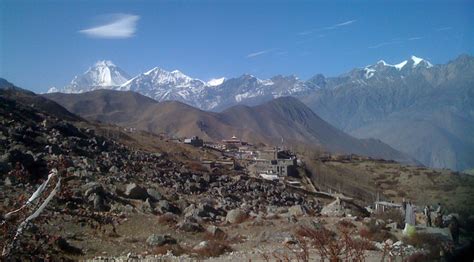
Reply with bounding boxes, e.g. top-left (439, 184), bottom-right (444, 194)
top-left (46, 54), bottom-right (474, 171)
top-left (44, 89), bottom-right (414, 164)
